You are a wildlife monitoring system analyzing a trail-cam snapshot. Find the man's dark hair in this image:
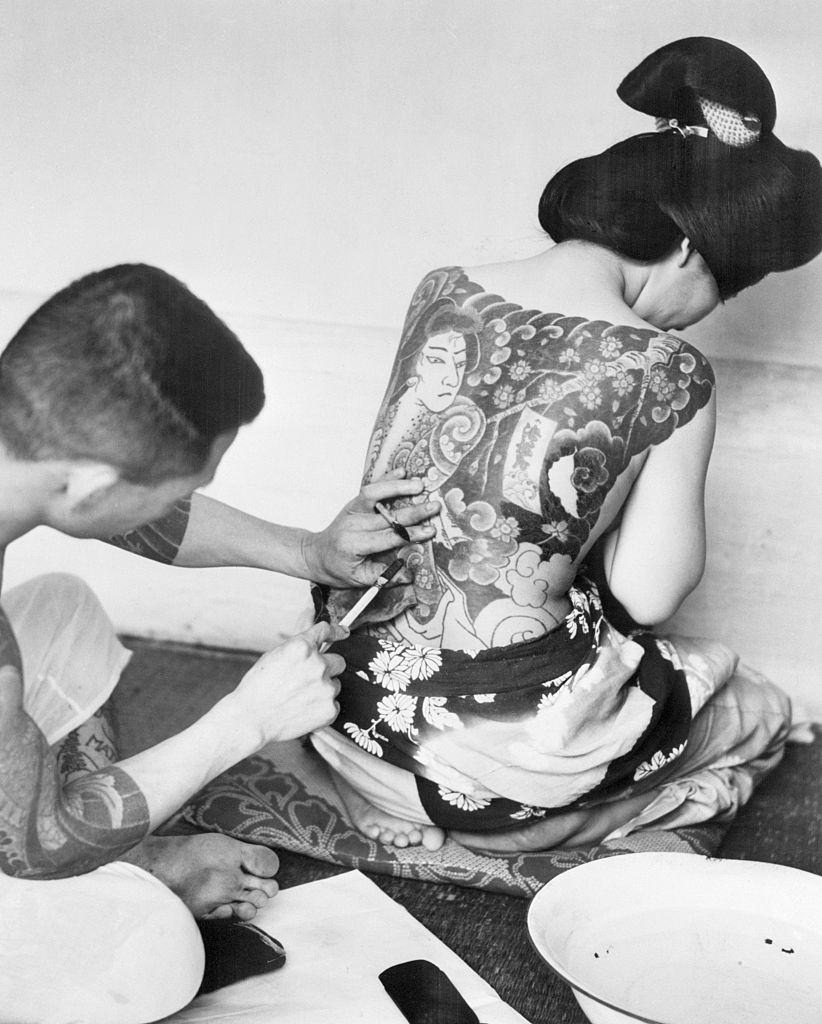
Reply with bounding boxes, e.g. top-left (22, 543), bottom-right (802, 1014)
top-left (0, 264), bottom-right (265, 482)
top-left (538, 37), bottom-right (822, 299)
